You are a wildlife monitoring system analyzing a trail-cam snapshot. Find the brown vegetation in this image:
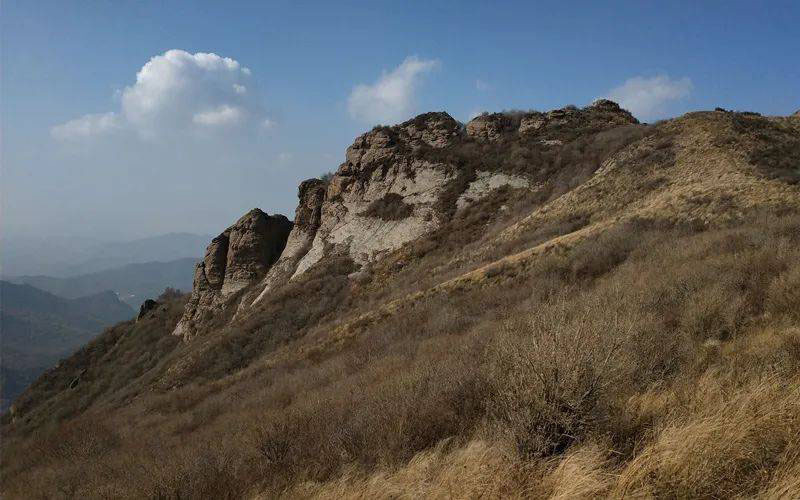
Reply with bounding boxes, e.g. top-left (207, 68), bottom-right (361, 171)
top-left (361, 193), bottom-right (414, 220)
top-left (4, 209), bottom-right (800, 498)
top-left (2, 109), bottom-right (800, 498)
